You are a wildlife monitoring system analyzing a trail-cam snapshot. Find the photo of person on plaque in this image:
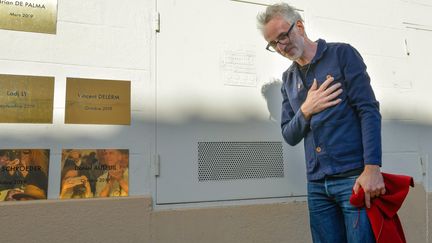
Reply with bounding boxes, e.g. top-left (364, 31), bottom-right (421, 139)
top-left (60, 149), bottom-right (128, 199)
top-left (0, 149), bottom-right (49, 201)
top-left (60, 165), bottom-right (93, 199)
top-left (95, 149), bottom-right (129, 197)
